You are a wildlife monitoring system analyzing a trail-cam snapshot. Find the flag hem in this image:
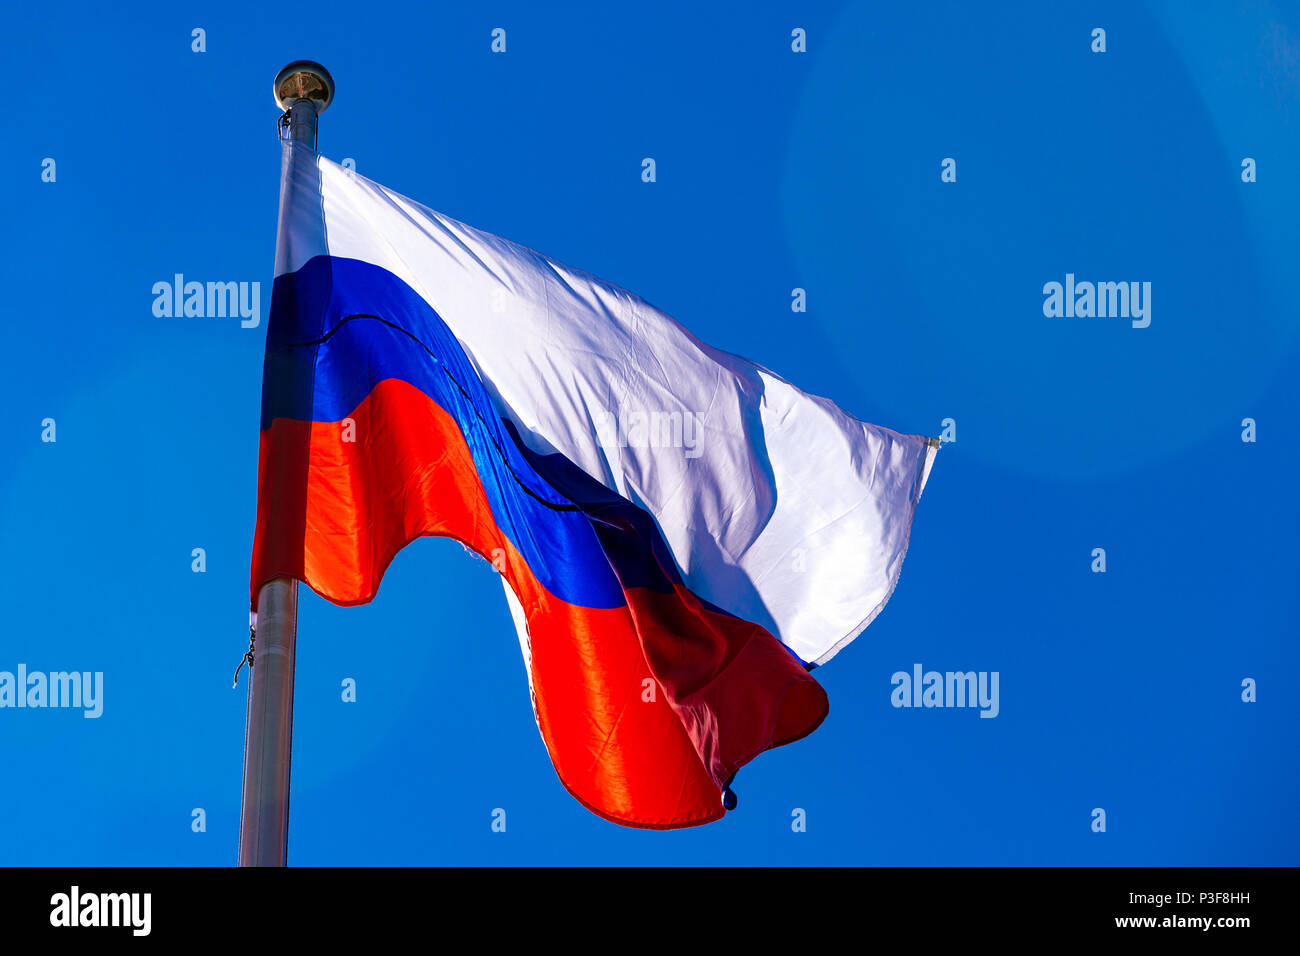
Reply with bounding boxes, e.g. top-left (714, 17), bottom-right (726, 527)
top-left (808, 436), bottom-right (939, 668)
